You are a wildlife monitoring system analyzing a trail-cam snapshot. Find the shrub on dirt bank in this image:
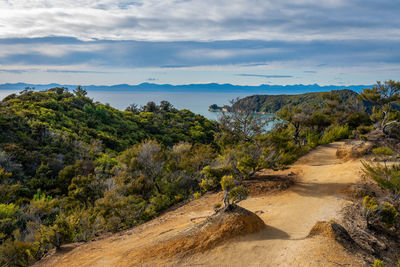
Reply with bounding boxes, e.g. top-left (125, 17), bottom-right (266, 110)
top-left (361, 161), bottom-right (400, 198)
top-left (321, 125), bottom-right (351, 144)
top-left (363, 196), bottom-right (399, 229)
